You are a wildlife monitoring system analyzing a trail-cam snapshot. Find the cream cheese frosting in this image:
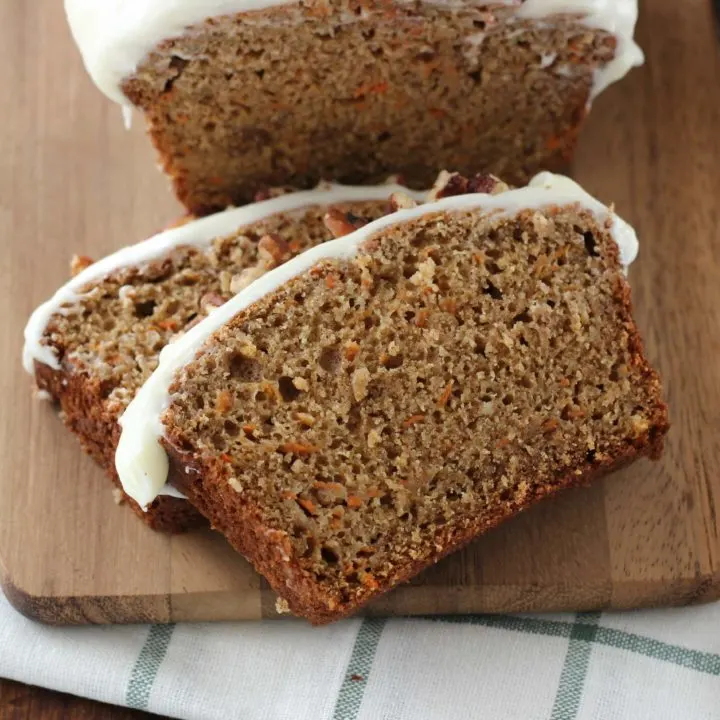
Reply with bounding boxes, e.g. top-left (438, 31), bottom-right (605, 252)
top-left (22, 182), bottom-right (424, 375)
top-left (23, 181), bottom-right (424, 502)
top-left (114, 171), bottom-right (639, 510)
top-left (65, 0), bottom-right (642, 107)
